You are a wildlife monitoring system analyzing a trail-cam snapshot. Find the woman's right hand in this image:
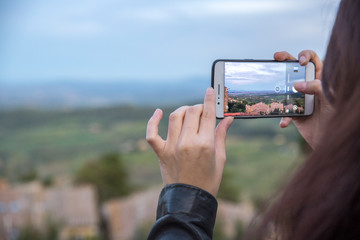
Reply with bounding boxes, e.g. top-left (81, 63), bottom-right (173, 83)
top-left (146, 88), bottom-right (233, 197)
top-left (274, 50), bottom-right (334, 149)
